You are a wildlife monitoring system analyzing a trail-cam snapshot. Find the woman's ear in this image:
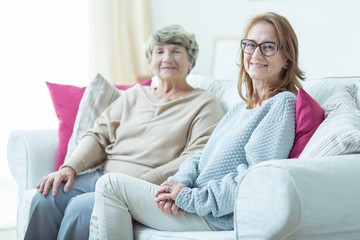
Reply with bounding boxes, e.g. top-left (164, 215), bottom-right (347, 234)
top-left (283, 59), bottom-right (288, 69)
top-left (188, 61), bottom-right (194, 71)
